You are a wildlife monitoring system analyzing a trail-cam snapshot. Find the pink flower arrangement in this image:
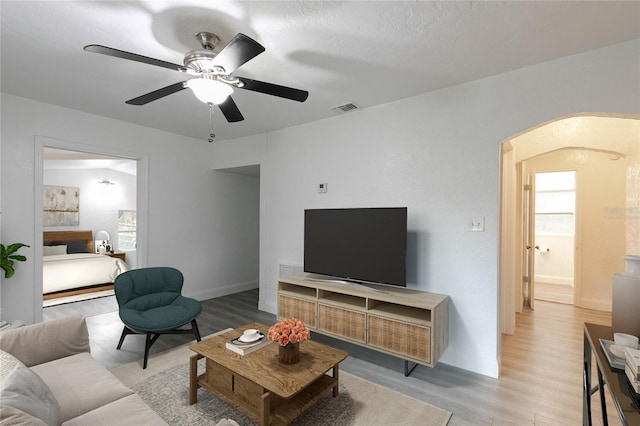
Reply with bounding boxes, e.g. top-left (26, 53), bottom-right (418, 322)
top-left (267, 318), bottom-right (310, 347)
